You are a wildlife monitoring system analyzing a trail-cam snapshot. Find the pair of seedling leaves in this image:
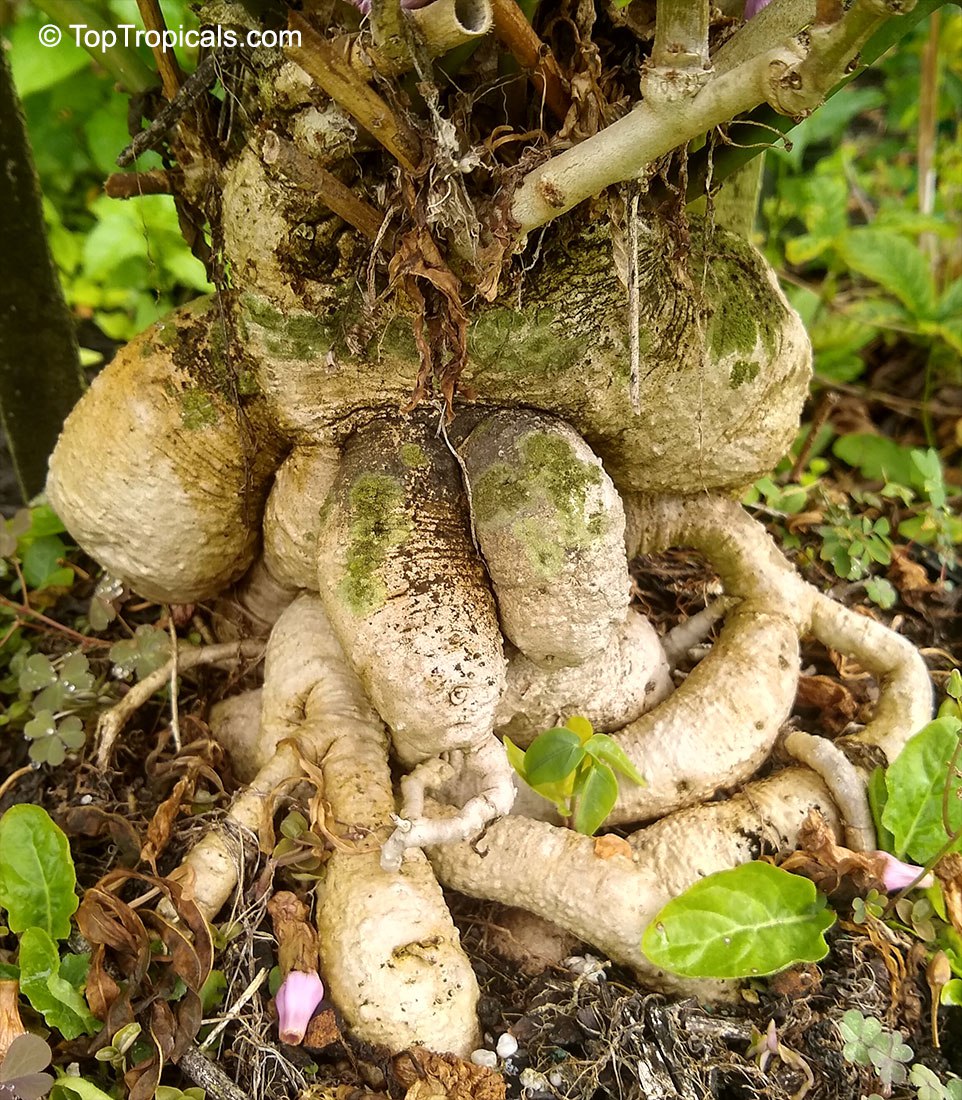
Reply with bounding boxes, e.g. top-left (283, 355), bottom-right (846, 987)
top-left (504, 717), bottom-right (646, 837)
top-left (511, 674), bottom-right (962, 983)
